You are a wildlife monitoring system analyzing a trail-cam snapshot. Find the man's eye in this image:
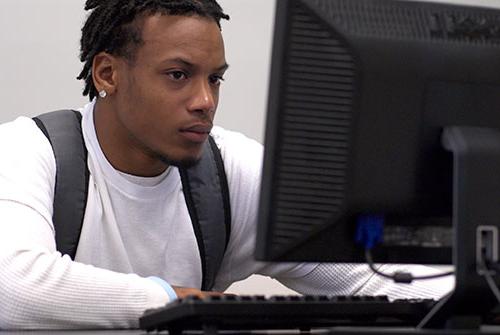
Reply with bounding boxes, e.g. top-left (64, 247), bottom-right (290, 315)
top-left (168, 71), bottom-right (188, 81)
top-left (210, 75), bottom-right (225, 85)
